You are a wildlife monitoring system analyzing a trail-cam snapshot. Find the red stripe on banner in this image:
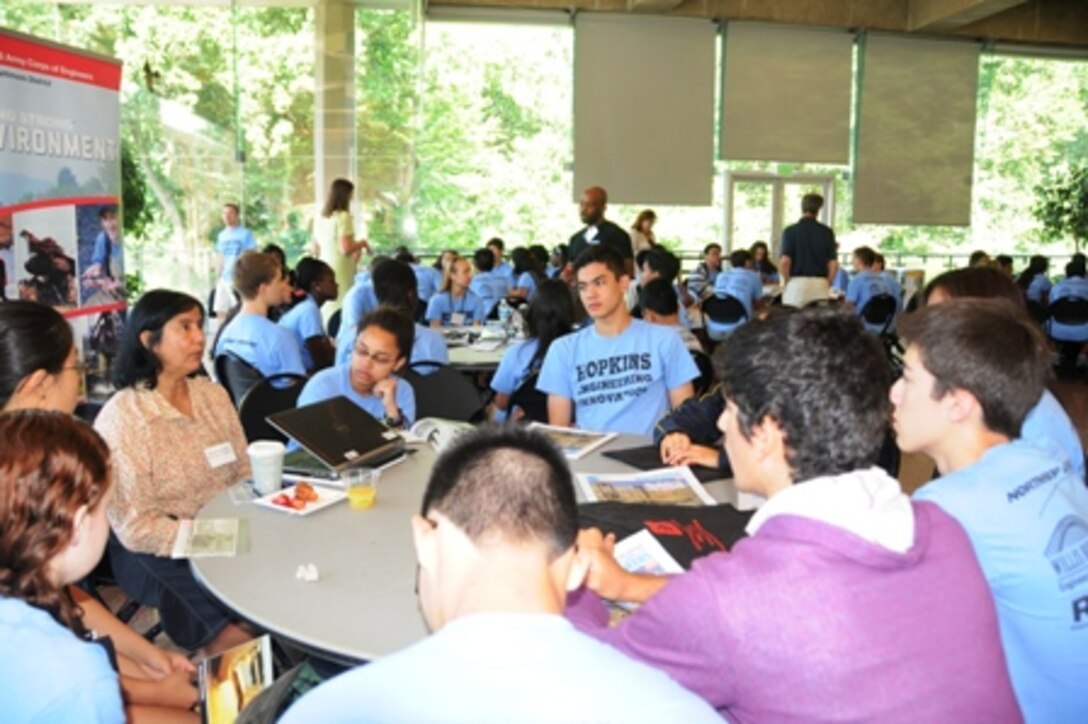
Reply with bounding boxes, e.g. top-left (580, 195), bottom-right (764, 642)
top-left (63, 301), bottom-right (127, 319)
top-left (0, 196), bottom-right (120, 215)
top-left (0, 32), bottom-right (122, 91)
